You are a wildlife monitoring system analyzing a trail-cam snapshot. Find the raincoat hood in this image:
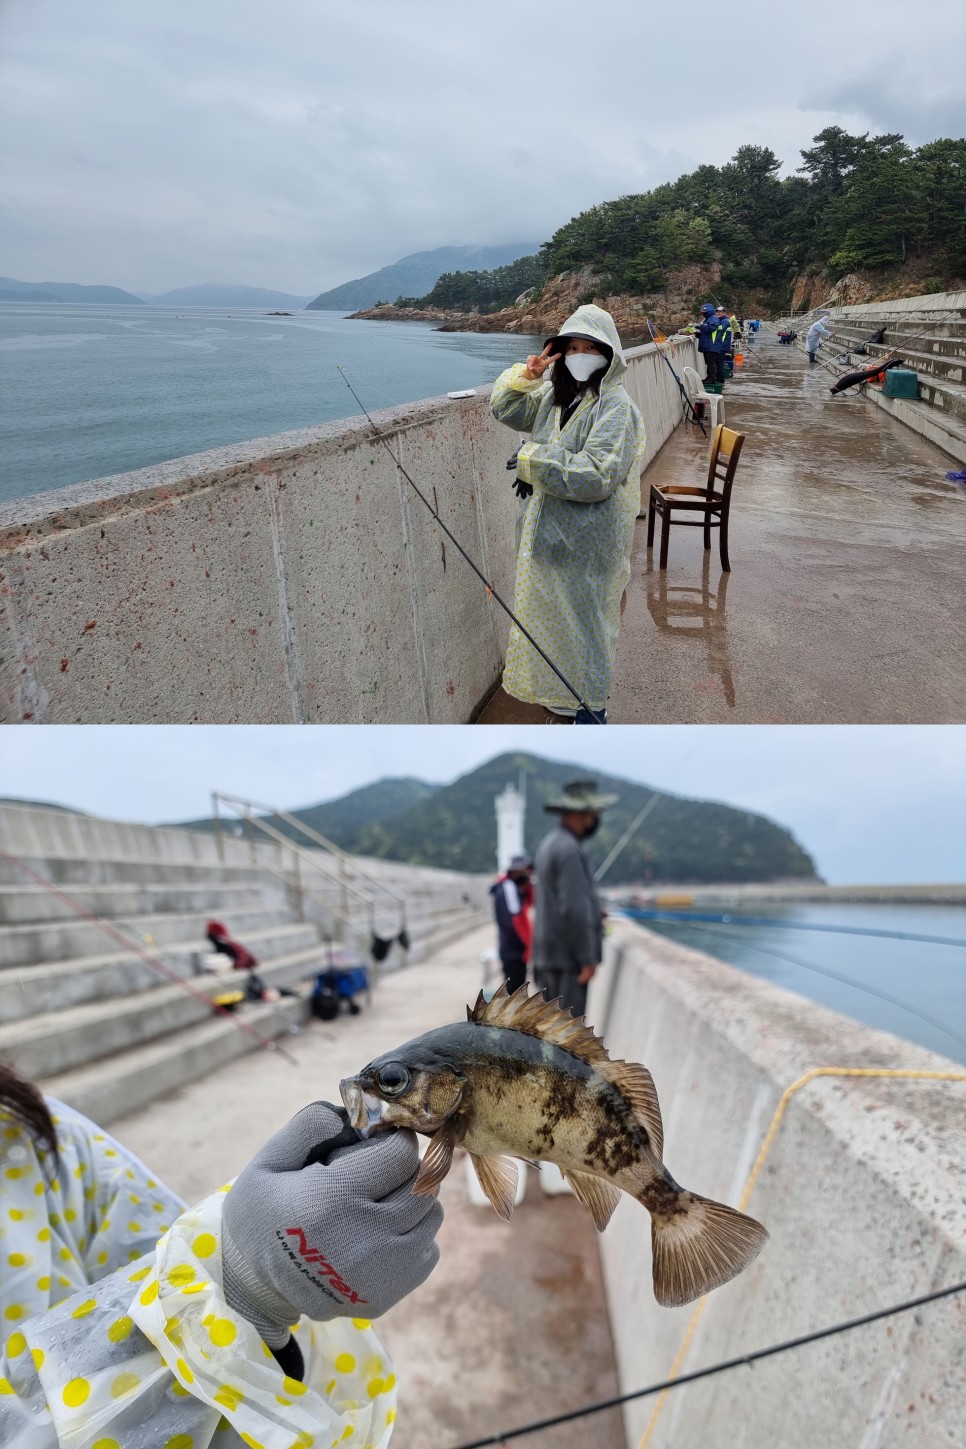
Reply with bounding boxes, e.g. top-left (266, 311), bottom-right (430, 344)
top-left (545, 305), bottom-right (627, 387)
